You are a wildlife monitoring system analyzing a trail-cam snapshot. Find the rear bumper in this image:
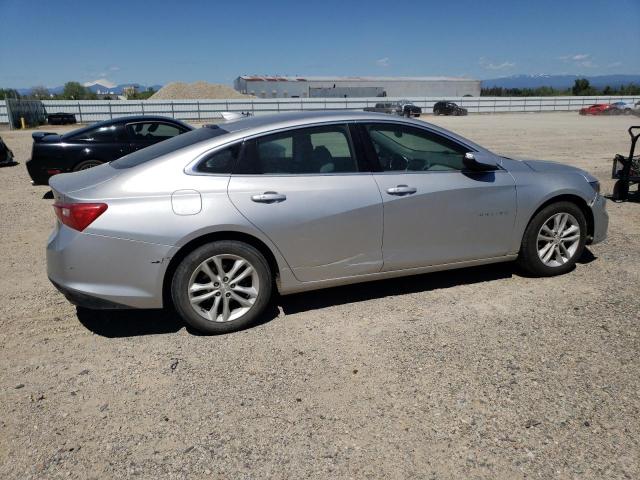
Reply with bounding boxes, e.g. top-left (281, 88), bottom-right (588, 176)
top-left (47, 224), bottom-right (176, 309)
top-left (589, 194), bottom-right (608, 244)
top-left (26, 158), bottom-right (53, 185)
